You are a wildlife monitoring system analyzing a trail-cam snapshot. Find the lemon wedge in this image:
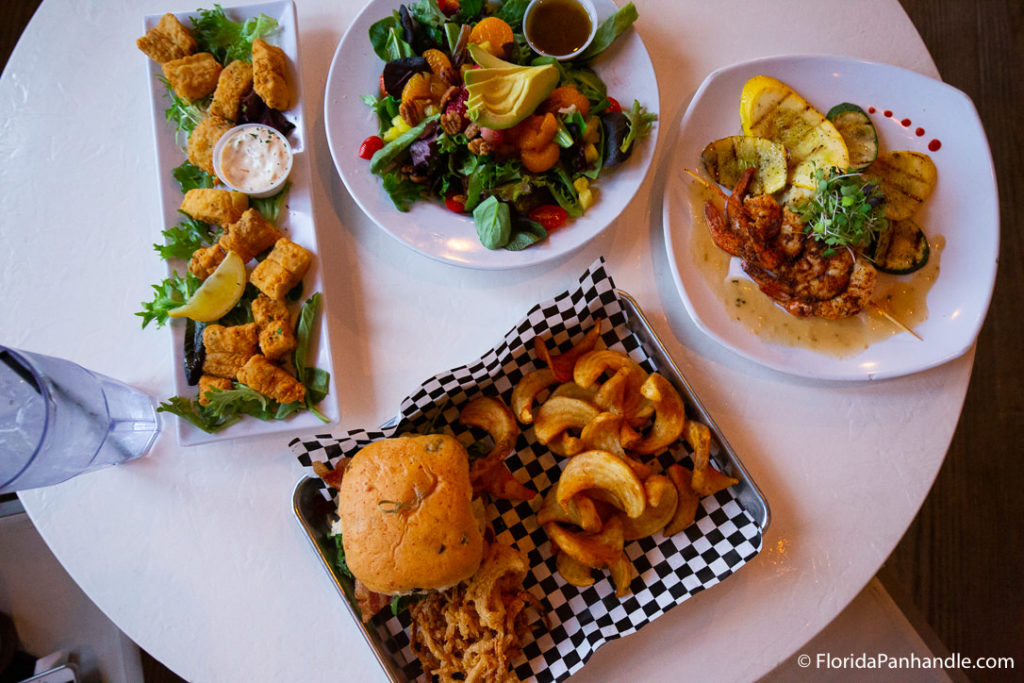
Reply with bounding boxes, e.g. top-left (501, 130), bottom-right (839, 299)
top-left (739, 75), bottom-right (849, 188)
top-left (168, 251), bottom-right (246, 322)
